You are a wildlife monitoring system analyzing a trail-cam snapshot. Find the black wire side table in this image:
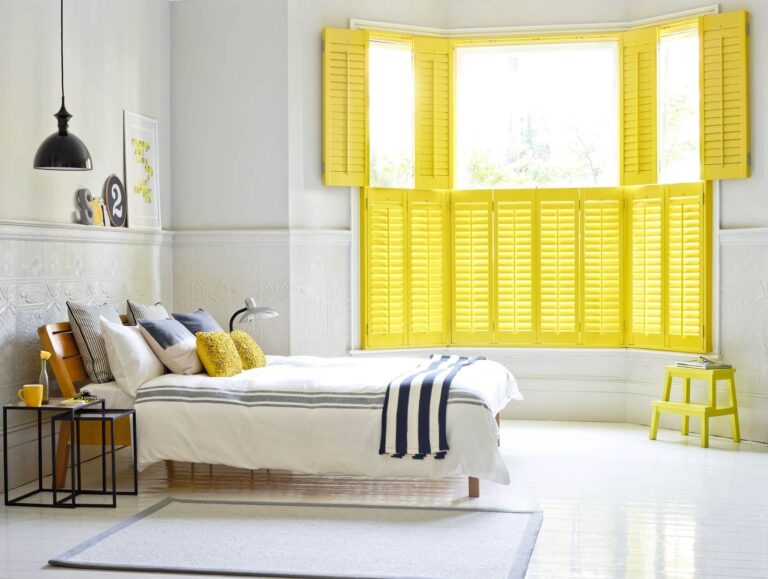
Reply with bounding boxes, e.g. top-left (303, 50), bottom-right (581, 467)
top-left (3, 398), bottom-right (105, 508)
top-left (53, 408), bottom-right (138, 508)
